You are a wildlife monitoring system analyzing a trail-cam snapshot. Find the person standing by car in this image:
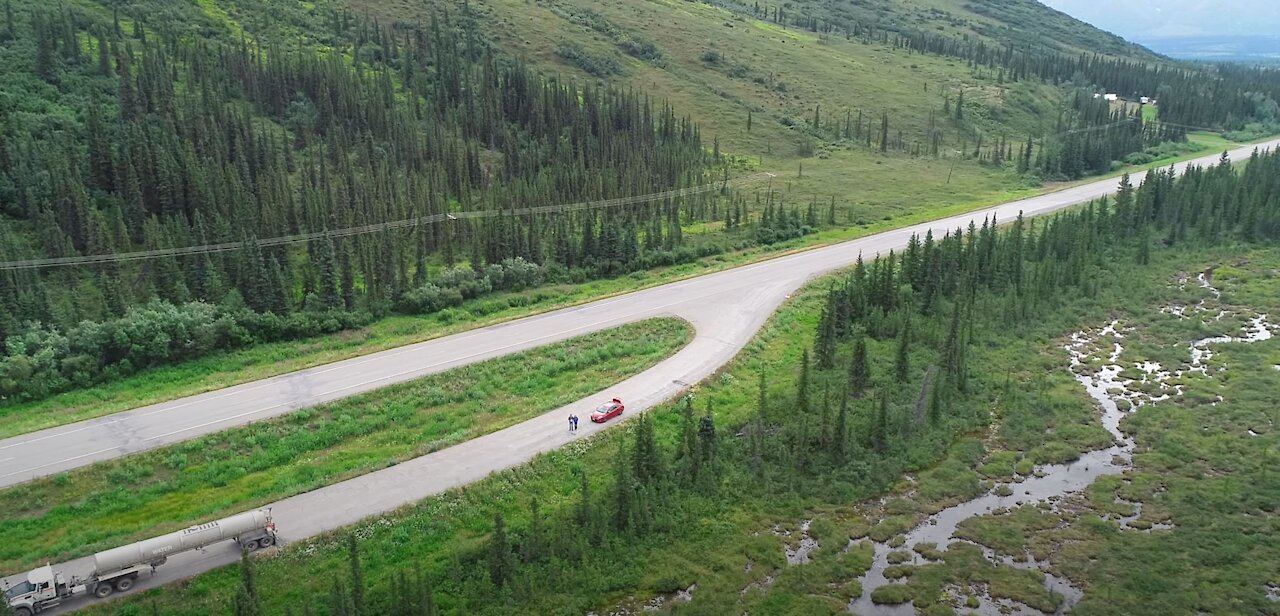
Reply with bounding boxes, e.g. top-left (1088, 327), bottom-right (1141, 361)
top-left (568, 414), bottom-right (575, 433)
